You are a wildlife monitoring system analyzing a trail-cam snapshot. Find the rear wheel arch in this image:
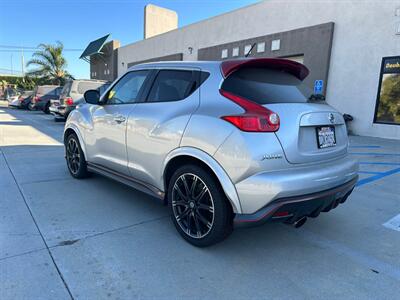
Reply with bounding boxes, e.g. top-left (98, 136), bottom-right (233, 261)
top-left (63, 126), bottom-right (86, 157)
top-left (163, 149), bottom-right (242, 213)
